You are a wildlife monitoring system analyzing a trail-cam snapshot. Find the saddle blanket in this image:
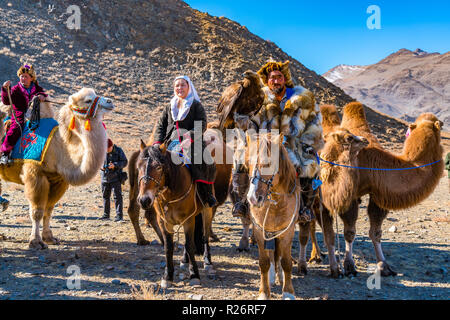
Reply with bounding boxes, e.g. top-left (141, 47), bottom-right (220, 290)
top-left (11, 118), bottom-right (59, 164)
